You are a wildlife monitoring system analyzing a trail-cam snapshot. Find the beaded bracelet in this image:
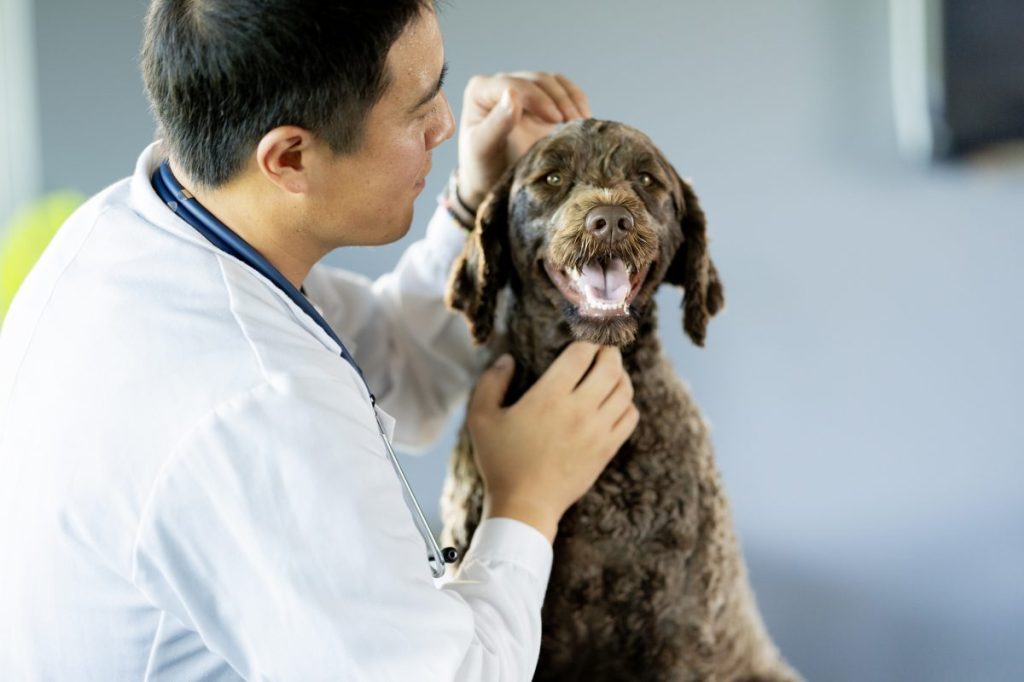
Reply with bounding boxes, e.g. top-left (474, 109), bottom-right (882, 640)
top-left (440, 170), bottom-right (478, 232)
